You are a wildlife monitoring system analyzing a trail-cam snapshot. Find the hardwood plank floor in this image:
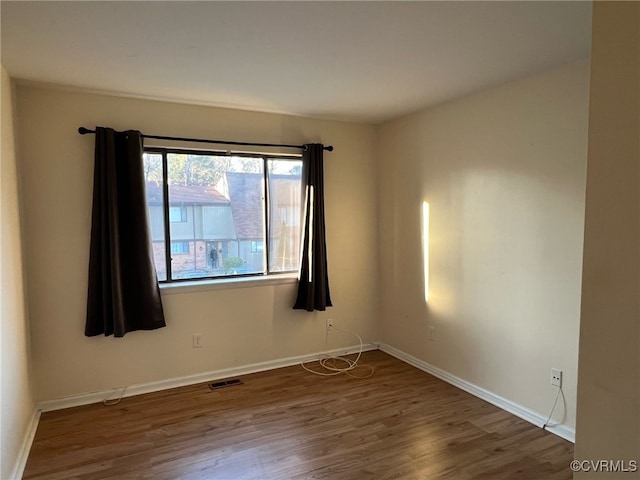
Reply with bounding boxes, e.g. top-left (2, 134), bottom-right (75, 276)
top-left (23, 350), bottom-right (574, 479)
